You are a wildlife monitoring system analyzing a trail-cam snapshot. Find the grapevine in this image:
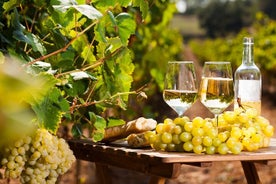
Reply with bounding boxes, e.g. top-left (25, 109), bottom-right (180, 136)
top-left (0, 128), bottom-right (76, 183)
top-left (146, 107), bottom-right (274, 154)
